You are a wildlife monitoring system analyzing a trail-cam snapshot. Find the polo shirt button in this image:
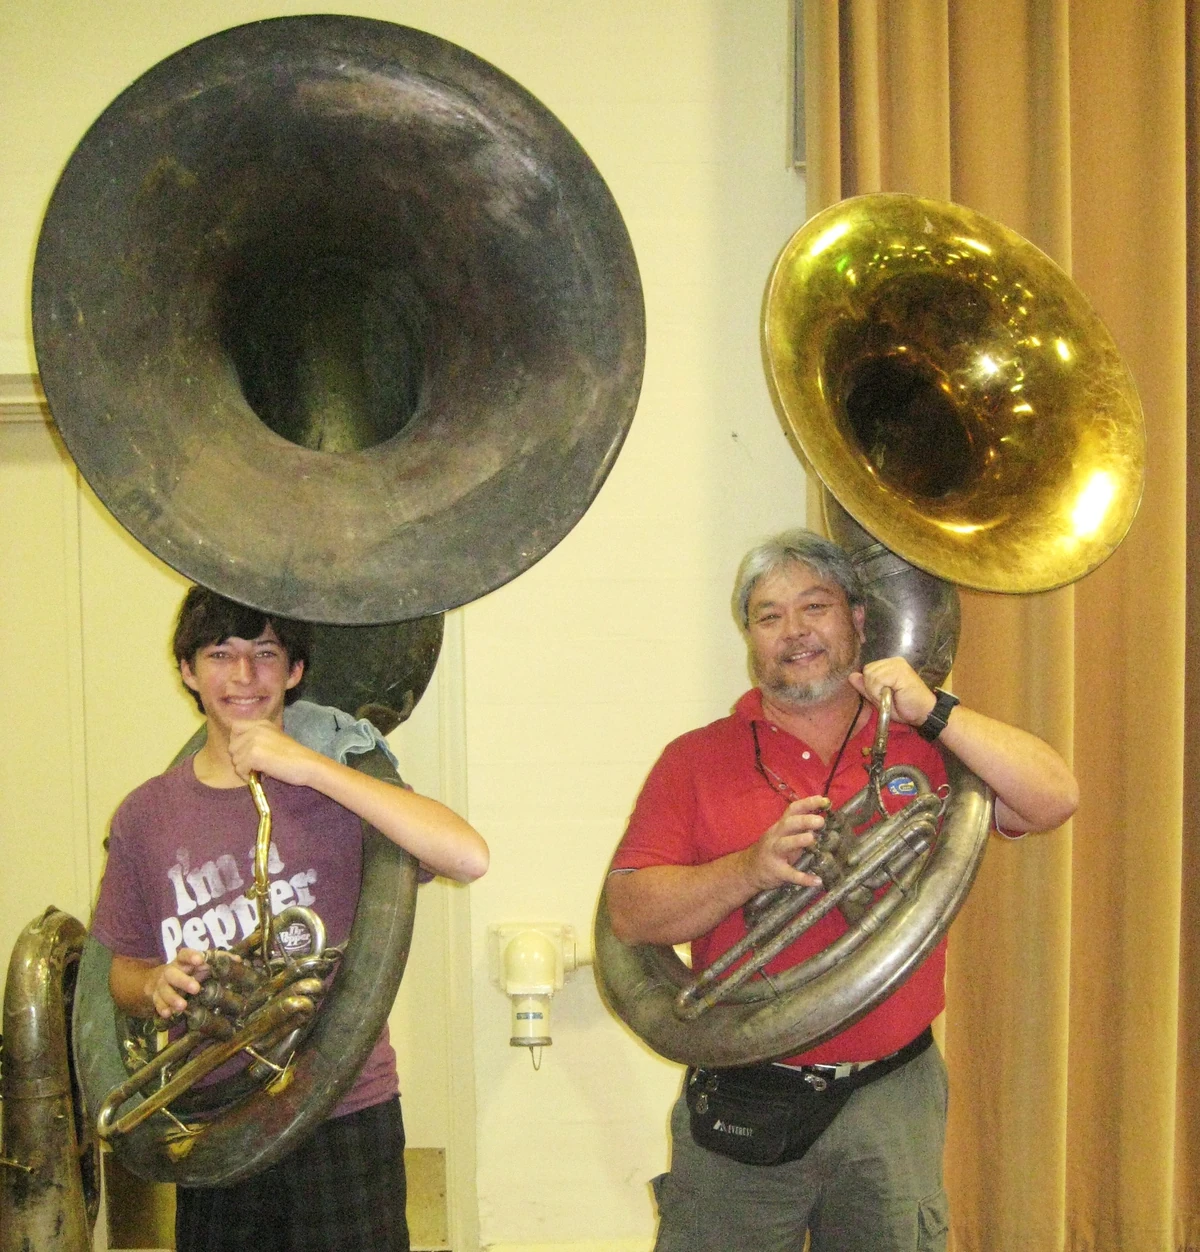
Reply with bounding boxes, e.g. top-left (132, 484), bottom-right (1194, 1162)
top-left (802, 751), bottom-right (810, 759)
